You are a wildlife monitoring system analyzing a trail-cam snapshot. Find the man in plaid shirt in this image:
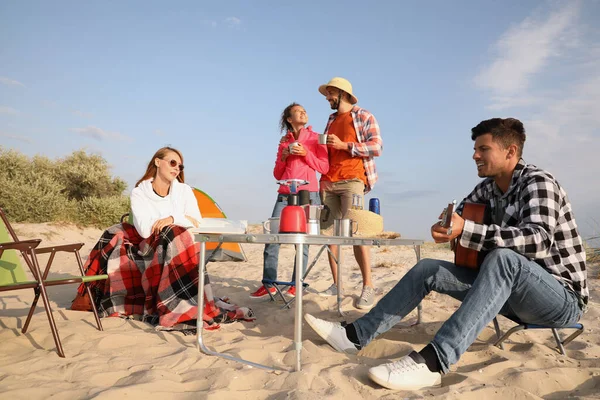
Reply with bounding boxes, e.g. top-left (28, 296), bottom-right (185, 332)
top-left (317, 77), bottom-right (383, 310)
top-left (305, 117), bottom-right (587, 390)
